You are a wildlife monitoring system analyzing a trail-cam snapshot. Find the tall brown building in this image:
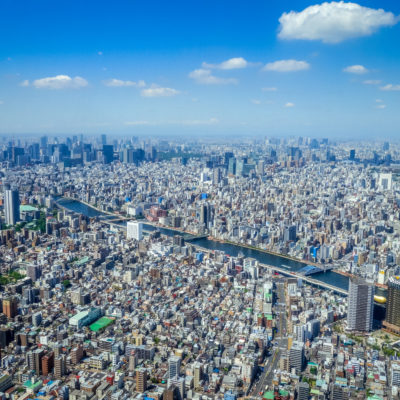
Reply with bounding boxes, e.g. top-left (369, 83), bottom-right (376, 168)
top-left (41, 352), bottom-right (54, 376)
top-left (136, 369), bottom-right (147, 393)
top-left (2, 297), bottom-right (18, 319)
